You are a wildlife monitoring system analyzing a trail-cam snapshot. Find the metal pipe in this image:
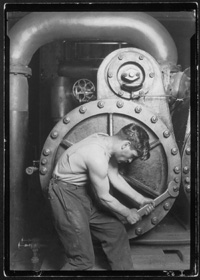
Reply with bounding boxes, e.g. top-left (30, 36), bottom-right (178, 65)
top-left (9, 12), bottom-right (177, 66)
